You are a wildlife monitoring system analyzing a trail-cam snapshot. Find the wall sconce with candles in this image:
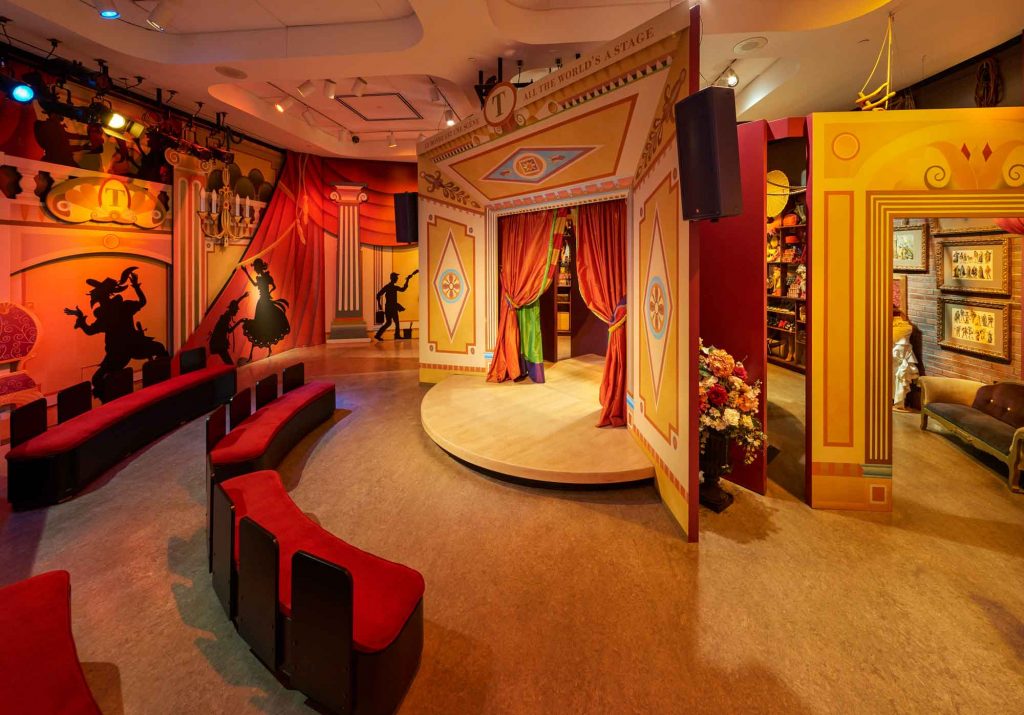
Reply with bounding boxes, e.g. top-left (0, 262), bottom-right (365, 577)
top-left (198, 166), bottom-right (262, 248)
